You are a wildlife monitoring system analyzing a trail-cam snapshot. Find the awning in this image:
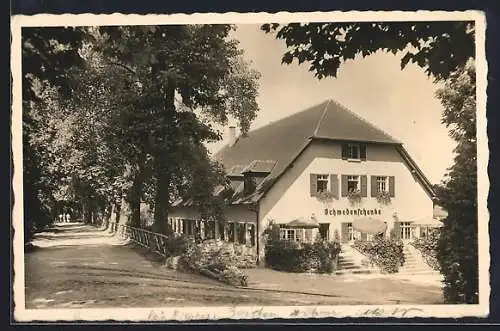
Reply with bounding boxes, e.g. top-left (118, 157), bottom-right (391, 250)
top-left (433, 205), bottom-right (448, 219)
top-left (352, 217), bottom-right (388, 235)
top-left (411, 217), bottom-right (443, 227)
top-left (286, 216), bottom-right (320, 228)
